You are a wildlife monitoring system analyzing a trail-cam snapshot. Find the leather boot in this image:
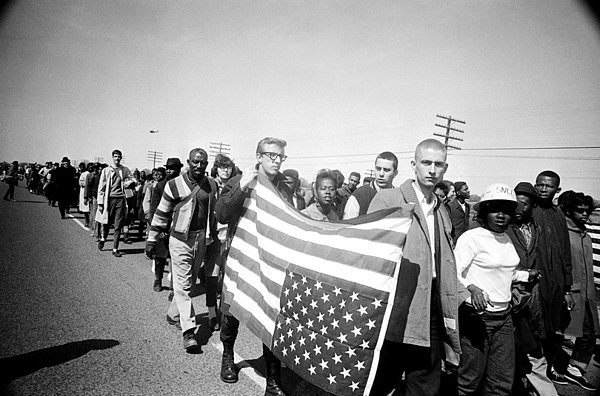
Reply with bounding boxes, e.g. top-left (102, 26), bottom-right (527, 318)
top-left (263, 344), bottom-right (286, 396)
top-left (220, 341), bottom-right (238, 383)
